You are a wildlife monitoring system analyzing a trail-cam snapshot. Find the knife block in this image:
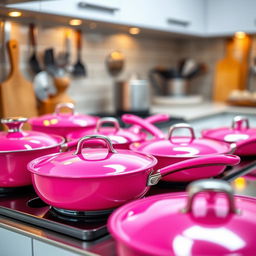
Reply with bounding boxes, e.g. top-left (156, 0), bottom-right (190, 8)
top-left (38, 76), bottom-right (75, 114)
